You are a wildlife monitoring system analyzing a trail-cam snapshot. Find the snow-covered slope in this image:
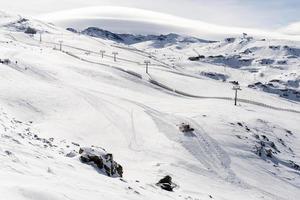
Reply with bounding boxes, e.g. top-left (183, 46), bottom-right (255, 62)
top-left (0, 12), bottom-right (300, 200)
top-left (124, 33), bottom-right (300, 102)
